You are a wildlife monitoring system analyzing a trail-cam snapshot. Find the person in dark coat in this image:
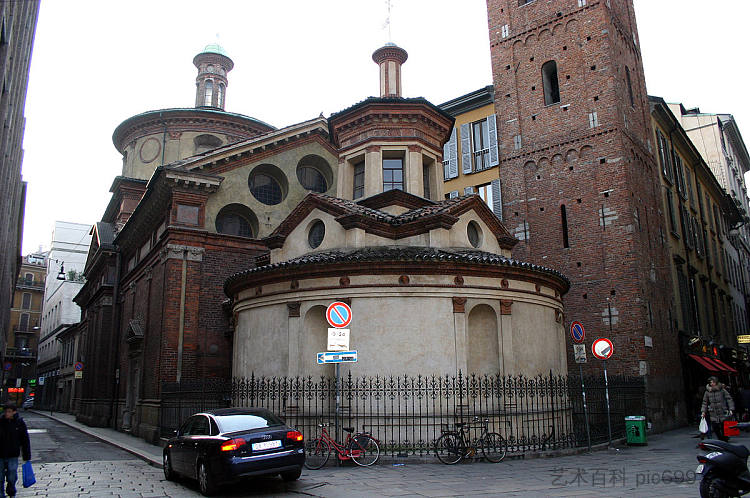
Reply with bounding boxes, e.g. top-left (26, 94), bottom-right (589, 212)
top-left (0, 402), bottom-right (31, 497)
top-left (702, 376), bottom-right (736, 442)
